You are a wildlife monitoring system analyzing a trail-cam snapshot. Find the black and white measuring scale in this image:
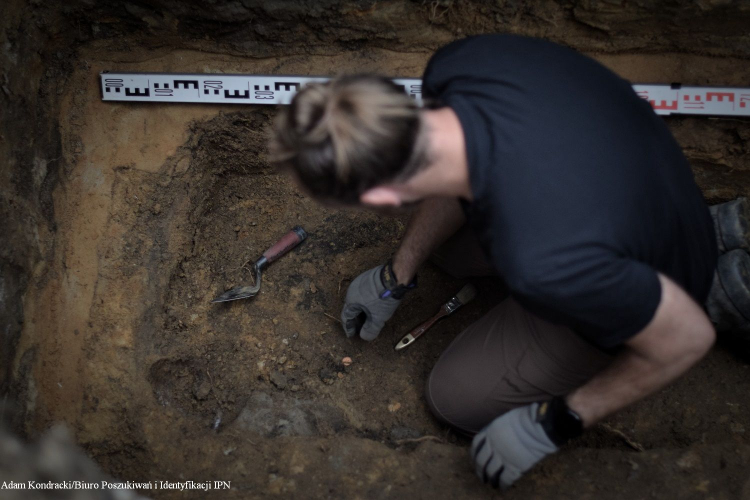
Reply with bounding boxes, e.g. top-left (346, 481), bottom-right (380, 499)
top-left (99, 72), bottom-right (750, 118)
